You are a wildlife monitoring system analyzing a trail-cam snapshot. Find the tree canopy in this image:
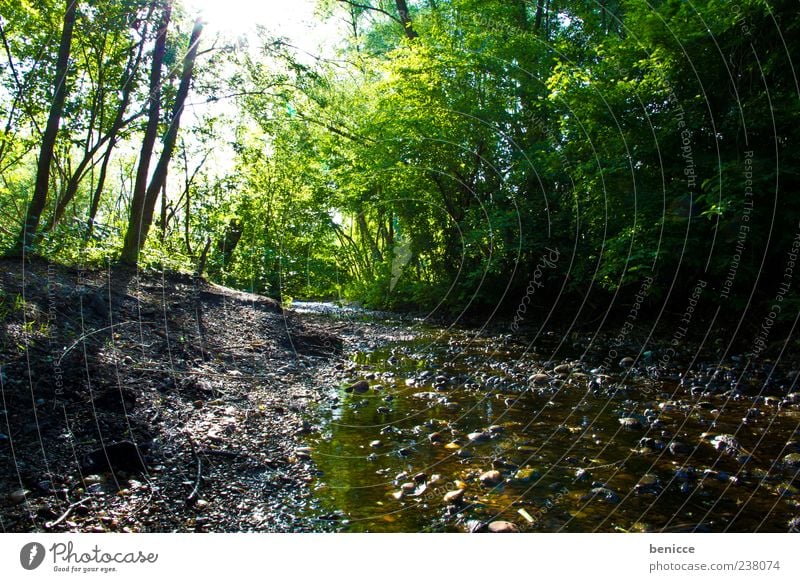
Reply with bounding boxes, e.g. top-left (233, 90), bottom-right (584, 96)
top-left (1, 0), bottom-right (797, 320)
